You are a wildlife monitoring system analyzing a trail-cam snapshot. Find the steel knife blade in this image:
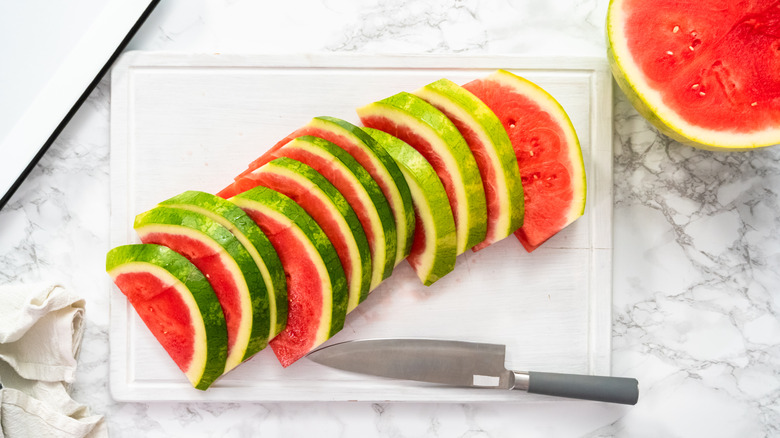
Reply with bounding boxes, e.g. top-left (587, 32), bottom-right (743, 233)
top-left (307, 338), bottom-right (638, 405)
